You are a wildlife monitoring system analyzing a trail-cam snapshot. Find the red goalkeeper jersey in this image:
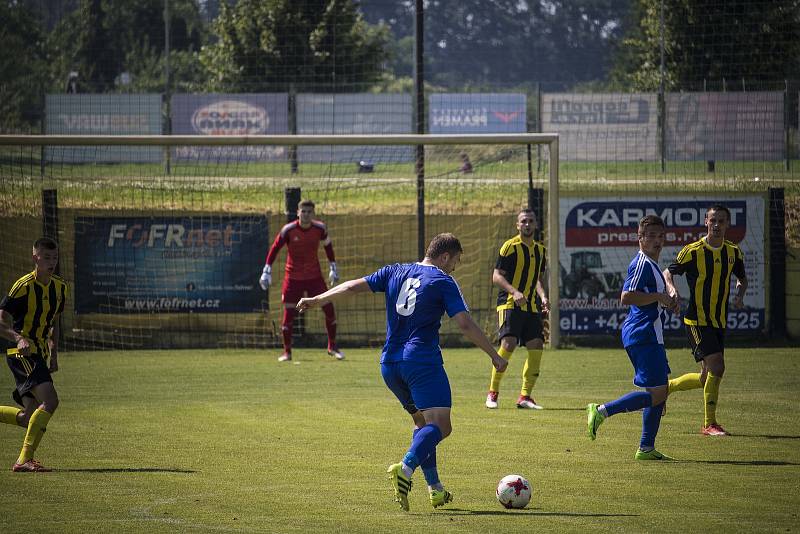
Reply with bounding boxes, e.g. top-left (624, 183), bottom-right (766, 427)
top-left (266, 219), bottom-right (335, 281)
